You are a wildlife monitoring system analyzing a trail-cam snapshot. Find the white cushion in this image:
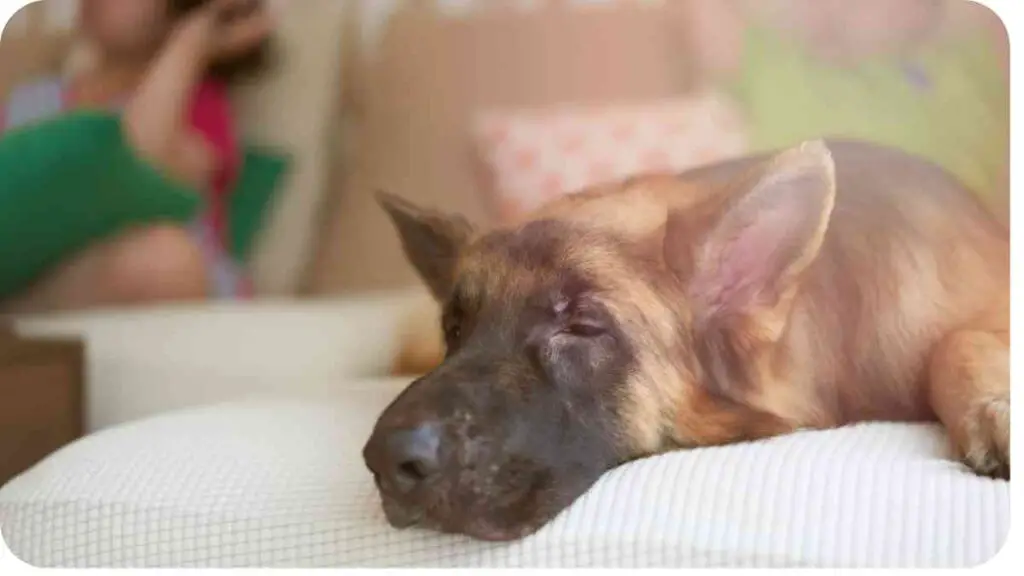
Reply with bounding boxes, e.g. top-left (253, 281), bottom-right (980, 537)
top-left (13, 290), bottom-right (422, 432)
top-left (0, 378), bottom-right (1008, 568)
